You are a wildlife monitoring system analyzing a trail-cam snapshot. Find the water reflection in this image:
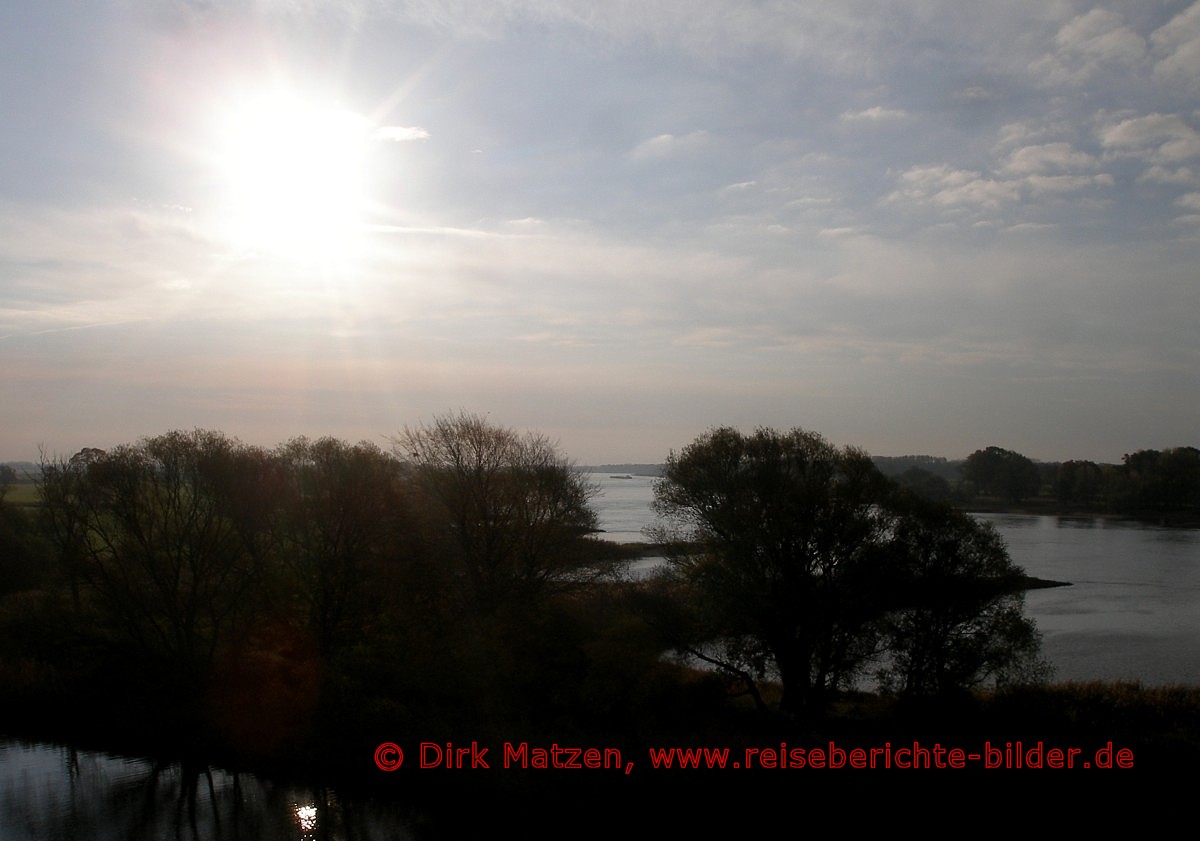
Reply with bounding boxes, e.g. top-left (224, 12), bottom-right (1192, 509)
top-left (0, 740), bottom-right (415, 841)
